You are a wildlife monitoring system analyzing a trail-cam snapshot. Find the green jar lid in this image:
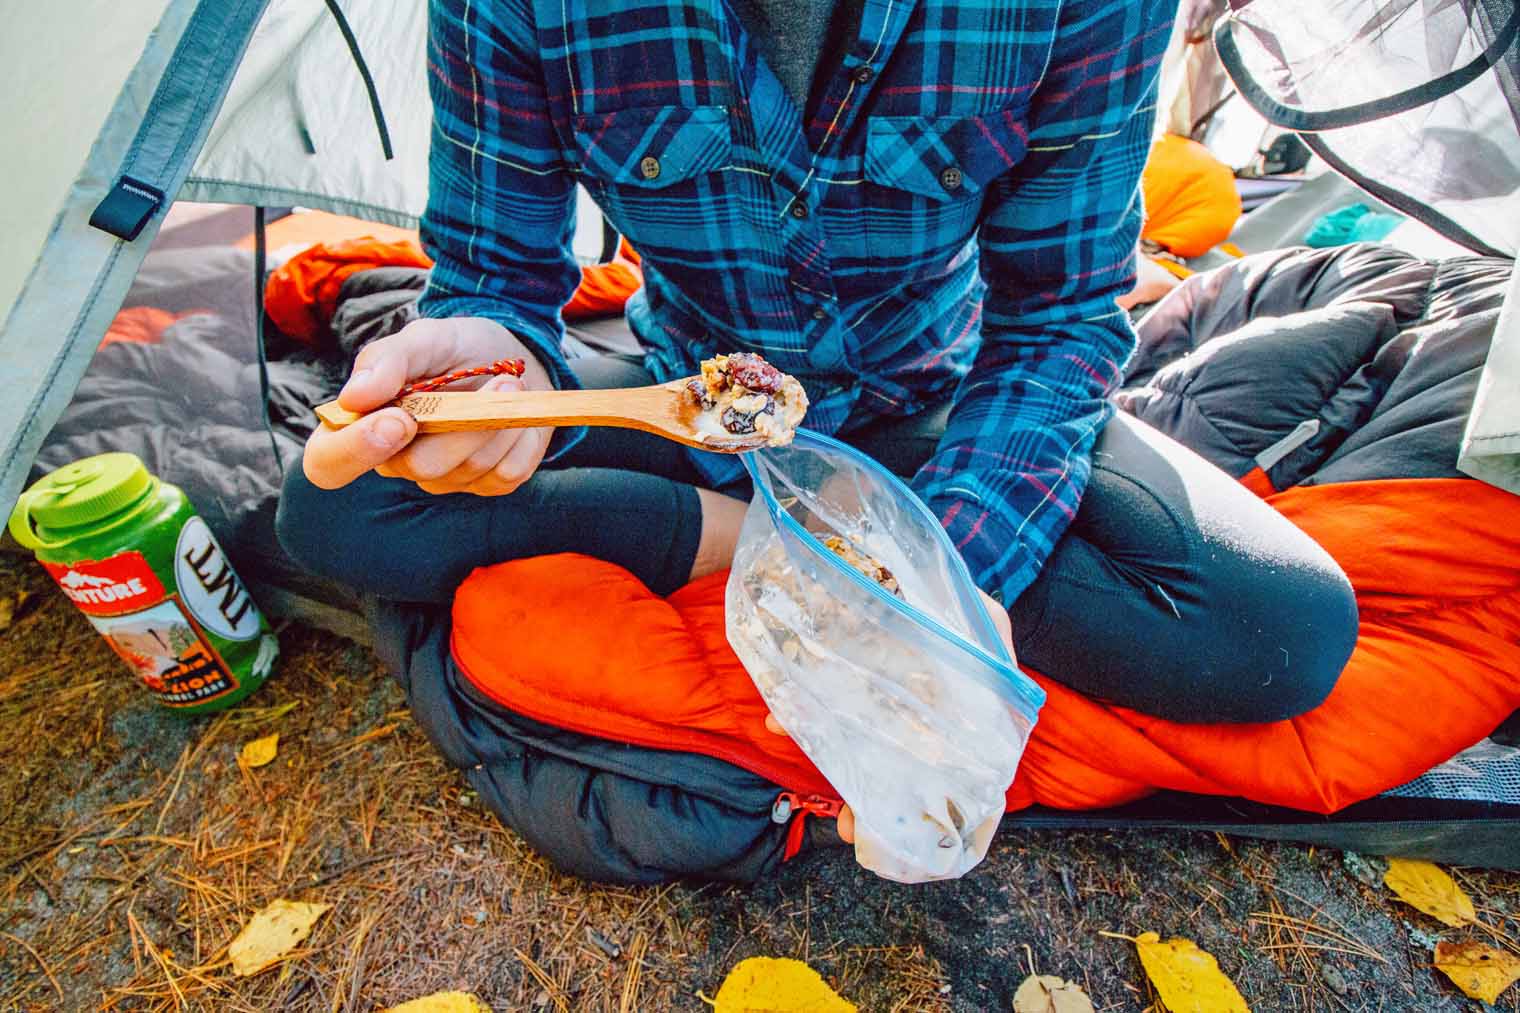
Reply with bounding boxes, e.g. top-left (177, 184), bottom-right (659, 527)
top-left (12, 452), bottom-right (155, 538)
